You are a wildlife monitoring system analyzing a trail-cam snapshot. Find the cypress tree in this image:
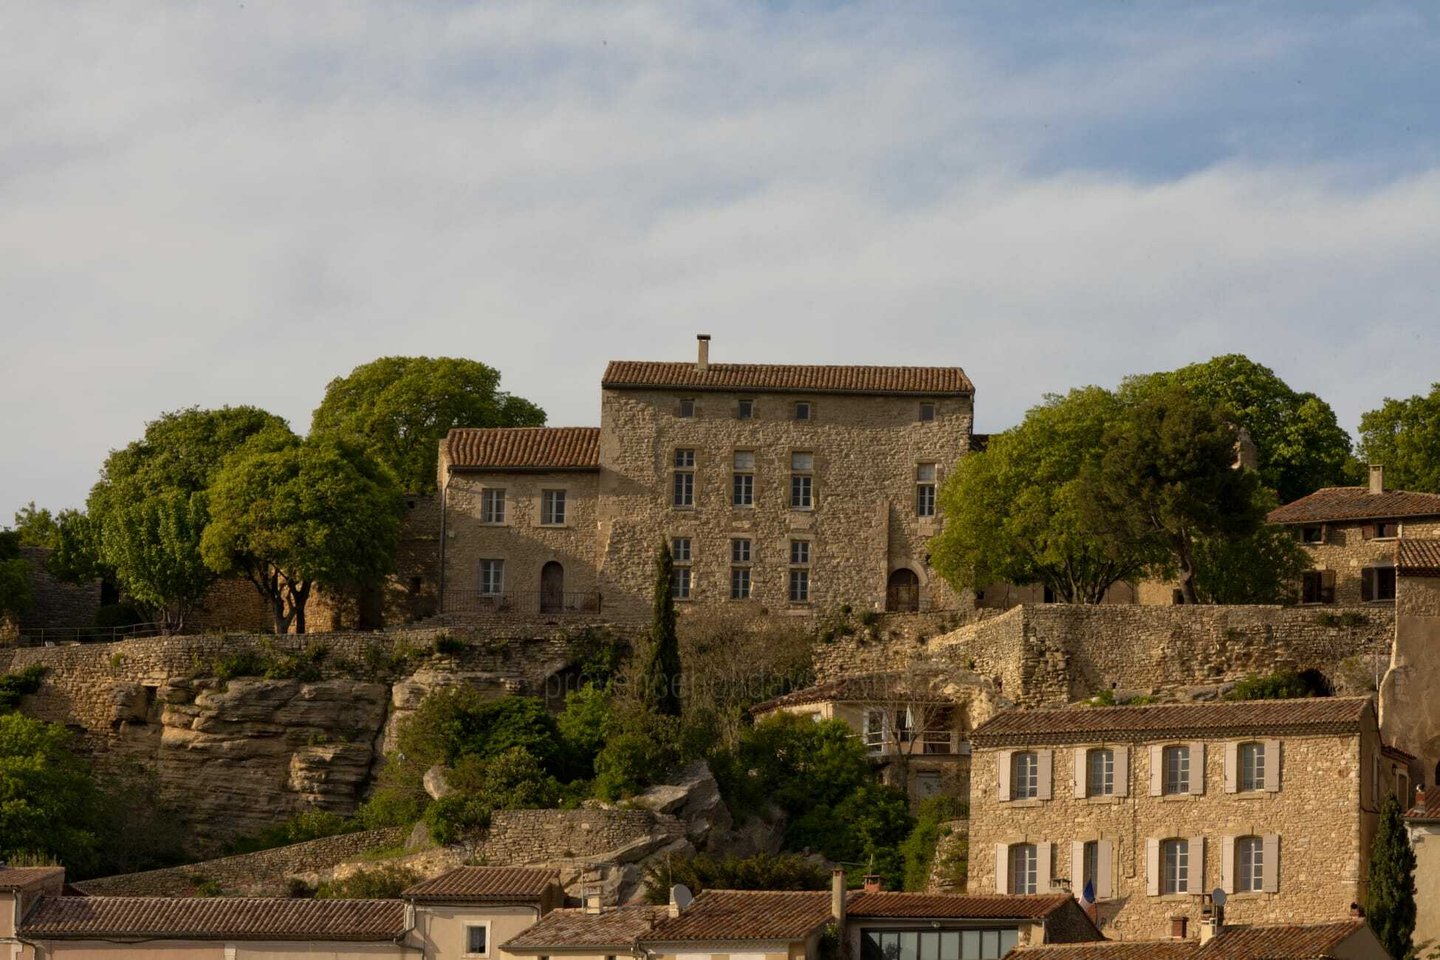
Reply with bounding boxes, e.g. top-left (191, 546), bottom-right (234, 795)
top-left (643, 541), bottom-right (682, 717)
top-left (1367, 793), bottom-right (1417, 960)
